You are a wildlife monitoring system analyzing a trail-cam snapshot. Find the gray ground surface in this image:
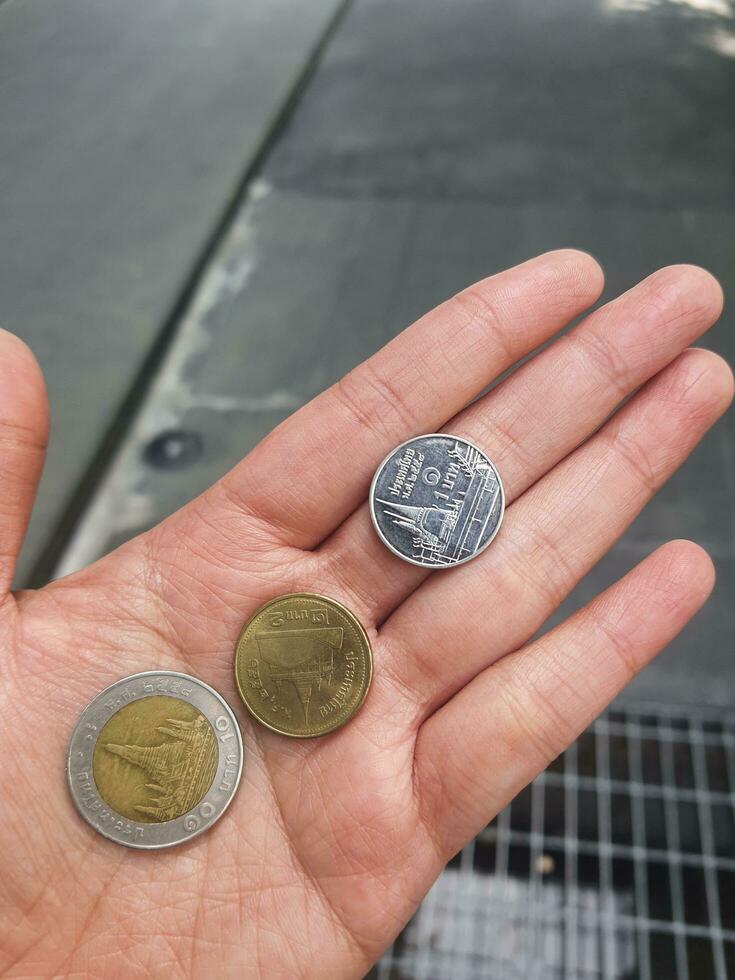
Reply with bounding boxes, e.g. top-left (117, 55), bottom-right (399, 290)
top-left (0, 0), bottom-right (343, 581)
top-left (5, 0), bottom-right (735, 707)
